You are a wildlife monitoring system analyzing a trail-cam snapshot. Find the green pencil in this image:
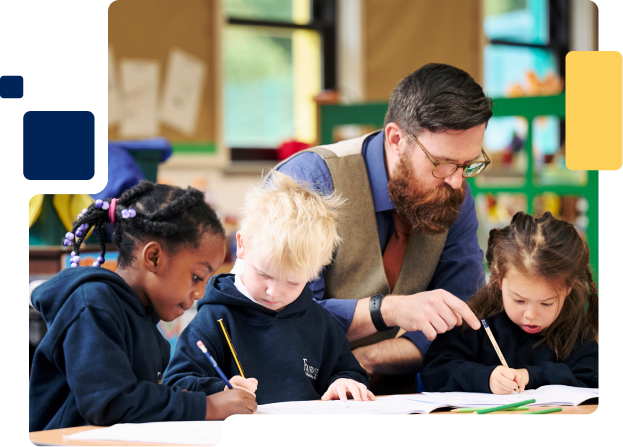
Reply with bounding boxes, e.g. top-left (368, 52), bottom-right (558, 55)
top-left (524, 407), bottom-right (563, 414)
top-left (451, 406), bottom-right (529, 413)
top-left (474, 399), bottom-right (536, 414)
